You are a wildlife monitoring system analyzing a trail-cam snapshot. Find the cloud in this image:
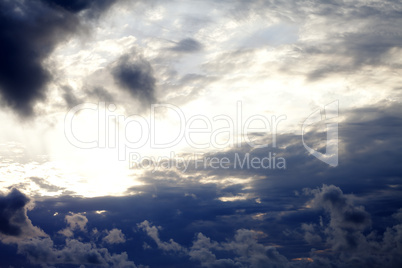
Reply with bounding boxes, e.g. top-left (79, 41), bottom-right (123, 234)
top-left (111, 52), bottom-right (157, 106)
top-left (2, 0), bottom-right (400, 266)
top-left (393, 209), bottom-right (402, 222)
top-left (0, 188), bottom-right (46, 243)
top-left (3, 178), bottom-right (400, 267)
top-left (0, 0), bottom-right (116, 117)
top-left (66, 213), bottom-right (88, 231)
top-left (41, 0), bottom-right (116, 18)
top-left (301, 184), bottom-right (402, 267)
top-left (305, 185), bottom-right (371, 252)
top-left (139, 219), bottom-right (290, 267)
top-left (0, 193), bottom-right (138, 267)
top-left (1, 101), bottom-right (401, 266)
top-left (307, 185), bottom-right (371, 231)
top-left (170, 38), bottom-right (203, 53)
top-left (194, 0), bottom-right (402, 85)
top-left (62, 85), bottom-right (81, 108)
top-left (188, 233), bottom-right (224, 266)
top-left (58, 212), bottom-right (88, 237)
top-left (86, 86), bottom-right (115, 103)
top-left (223, 229), bottom-right (289, 268)
top-left (189, 229), bottom-right (290, 268)
top-left (284, 1), bottom-right (402, 80)
top-left (138, 220), bottom-right (184, 253)
top-left (29, 177), bottom-right (65, 193)
top-left (103, 228), bottom-right (126, 244)
top-left (58, 227), bottom-right (74, 238)
top-left (0, 0), bottom-right (72, 116)
top-left (380, 221), bottom-right (402, 266)
top-left (18, 237), bottom-right (137, 267)
top-left (301, 223), bottom-right (322, 245)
